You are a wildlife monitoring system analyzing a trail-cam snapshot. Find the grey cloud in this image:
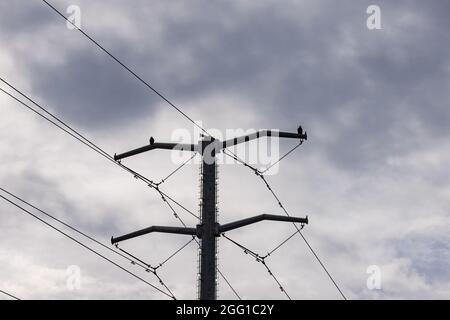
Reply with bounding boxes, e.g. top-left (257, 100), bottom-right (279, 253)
top-left (1, 0), bottom-right (450, 299)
